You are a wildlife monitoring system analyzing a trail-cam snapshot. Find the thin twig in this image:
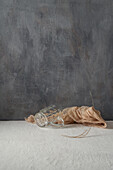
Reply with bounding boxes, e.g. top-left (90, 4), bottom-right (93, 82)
top-left (89, 91), bottom-right (94, 106)
top-left (62, 128), bottom-right (91, 138)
